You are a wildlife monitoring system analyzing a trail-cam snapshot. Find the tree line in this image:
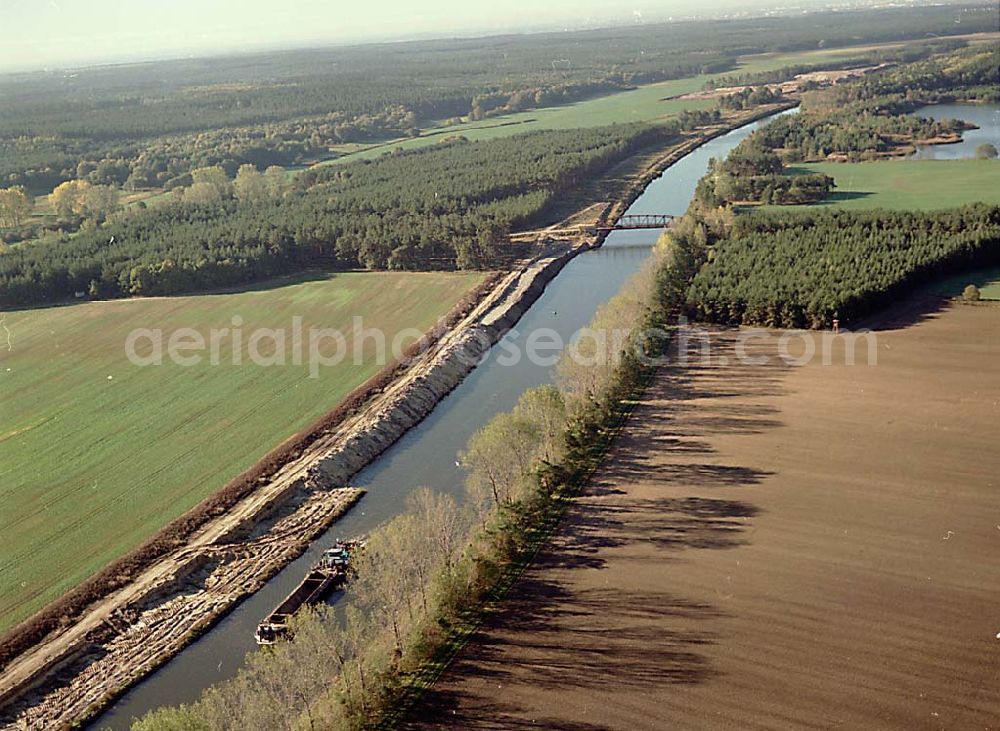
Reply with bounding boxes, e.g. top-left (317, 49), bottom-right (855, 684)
top-left (684, 204), bottom-right (1000, 328)
top-left (0, 179), bottom-right (125, 247)
top-left (754, 45), bottom-right (999, 162)
top-left (1, 4), bottom-right (994, 194)
top-left (131, 237), bottom-right (692, 730)
top-left (0, 122), bottom-right (687, 307)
